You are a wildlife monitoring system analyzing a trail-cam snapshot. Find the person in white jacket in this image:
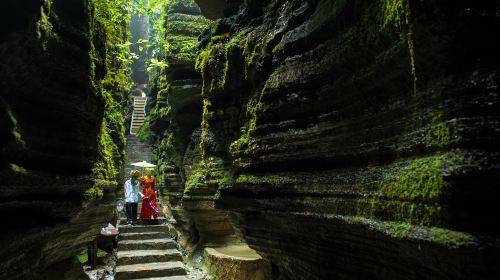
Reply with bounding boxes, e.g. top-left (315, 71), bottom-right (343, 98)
top-left (124, 170), bottom-right (140, 225)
